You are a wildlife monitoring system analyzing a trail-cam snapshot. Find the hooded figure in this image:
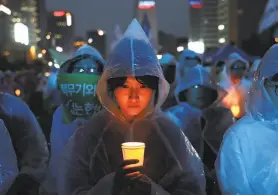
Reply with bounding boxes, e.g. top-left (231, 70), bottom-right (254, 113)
top-left (57, 19), bottom-right (206, 195)
top-left (159, 53), bottom-right (177, 110)
top-left (219, 52), bottom-right (251, 118)
top-left (0, 93), bottom-right (49, 194)
top-left (216, 44), bottom-right (278, 195)
top-left (39, 45), bottom-right (105, 195)
top-left (0, 119), bottom-right (18, 195)
top-left (166, 65), bottom-right (234, 194)
top-left (176, 50), bottom-right (201, 80)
